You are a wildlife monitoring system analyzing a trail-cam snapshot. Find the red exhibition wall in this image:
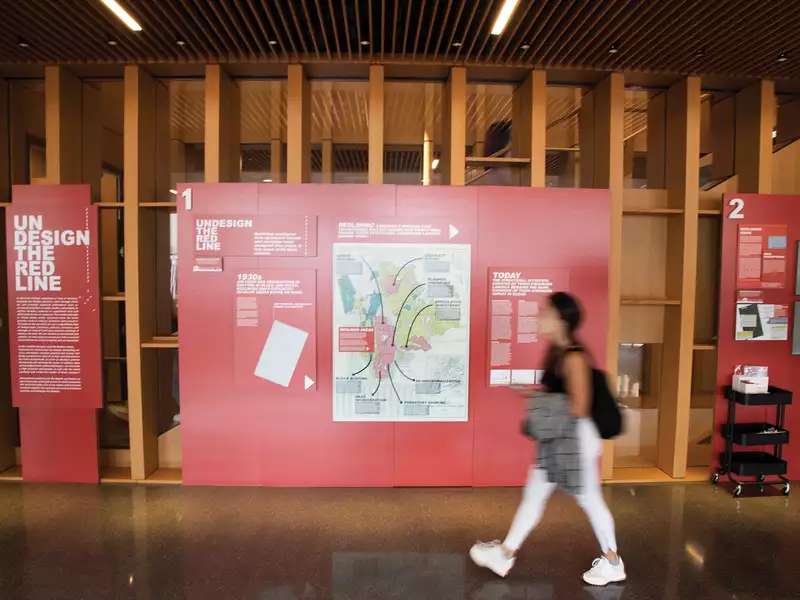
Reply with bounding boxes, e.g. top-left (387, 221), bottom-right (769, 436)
top-left (178, 184), bottom-right (609, 487)
top-left (715, 194), bottom-right (800, 480)
top-left (5, 185), bottom-right (102, 483)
